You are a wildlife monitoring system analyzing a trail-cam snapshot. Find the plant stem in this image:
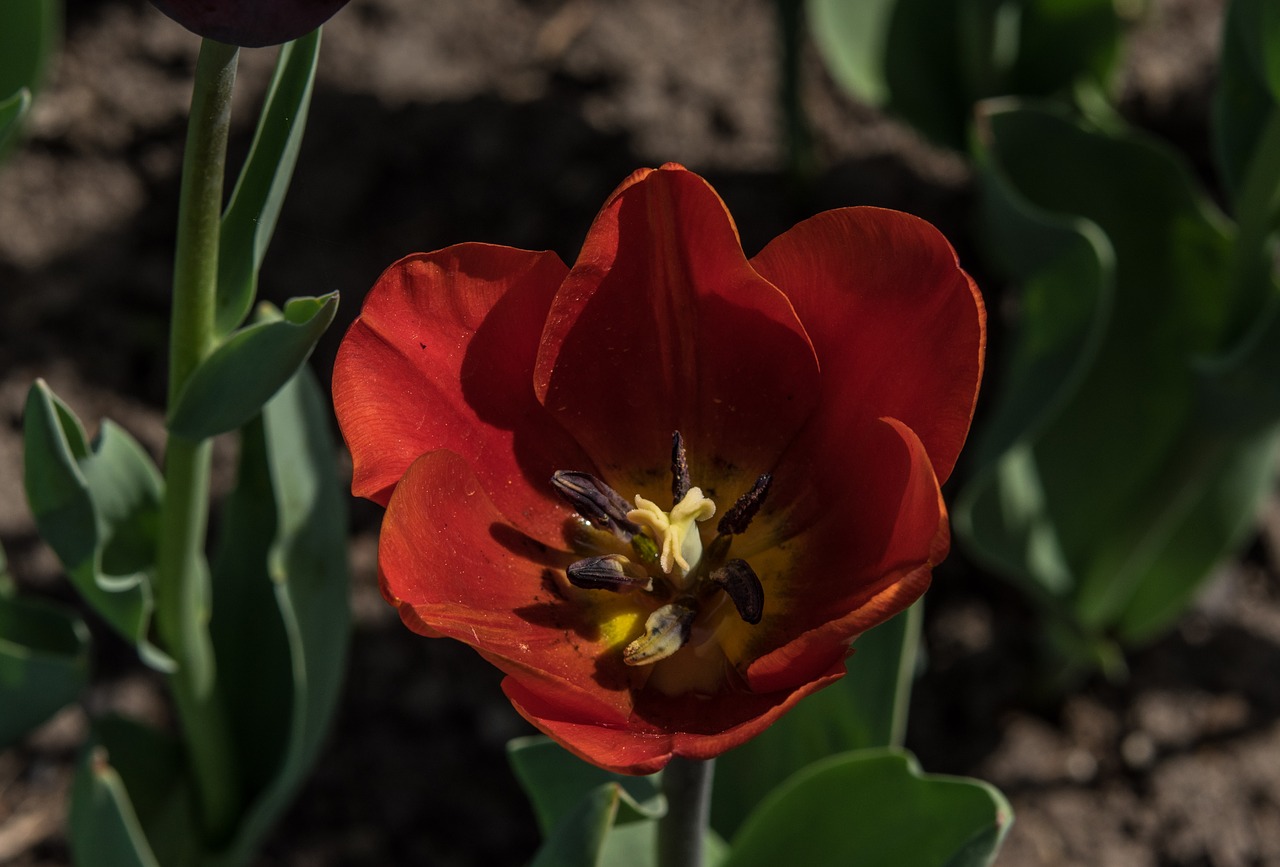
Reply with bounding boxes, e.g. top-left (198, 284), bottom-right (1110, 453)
top-left (155, 36), bottom-right (240, 844)
top-left (658, 757), bottom-right (714, 867)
